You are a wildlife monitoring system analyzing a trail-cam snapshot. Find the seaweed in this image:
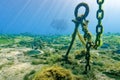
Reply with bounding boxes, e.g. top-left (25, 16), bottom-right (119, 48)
top-left (32, 66), bottom-right (74, 80)
top-left (24, 70), bottom-right (36, 80)
top-left (103, 70), bottom-right (120, 80)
